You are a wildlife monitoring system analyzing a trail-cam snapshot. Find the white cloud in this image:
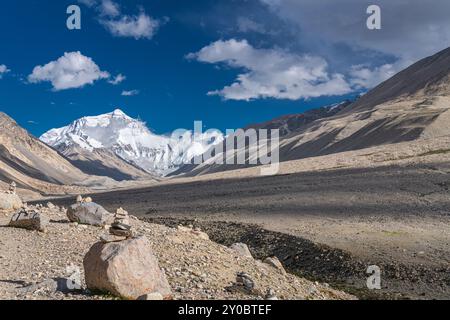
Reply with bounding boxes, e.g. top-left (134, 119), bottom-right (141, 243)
top-left (79, 0), bottom-right (160, 40)
top-left (0, 64), bottom-right (10, 78)
top-left (99, 0), bottom-right (120, 17)
top-left (349, 64), bottom-right (398, 89)
top-left (28, 51), bottom-right (110, 91)
top-left (188, 39), bottom-right (352, 101)
top-left (101, 12), bottom-right (160, 40)
top-left (108, 73), bottom-right (126, 85)
top-left (249, 0), bottom-right (450, 92)
top-left (121, 89), bottom-right (139, 96)
top-left (259, 0), bottom-right (450, 66)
